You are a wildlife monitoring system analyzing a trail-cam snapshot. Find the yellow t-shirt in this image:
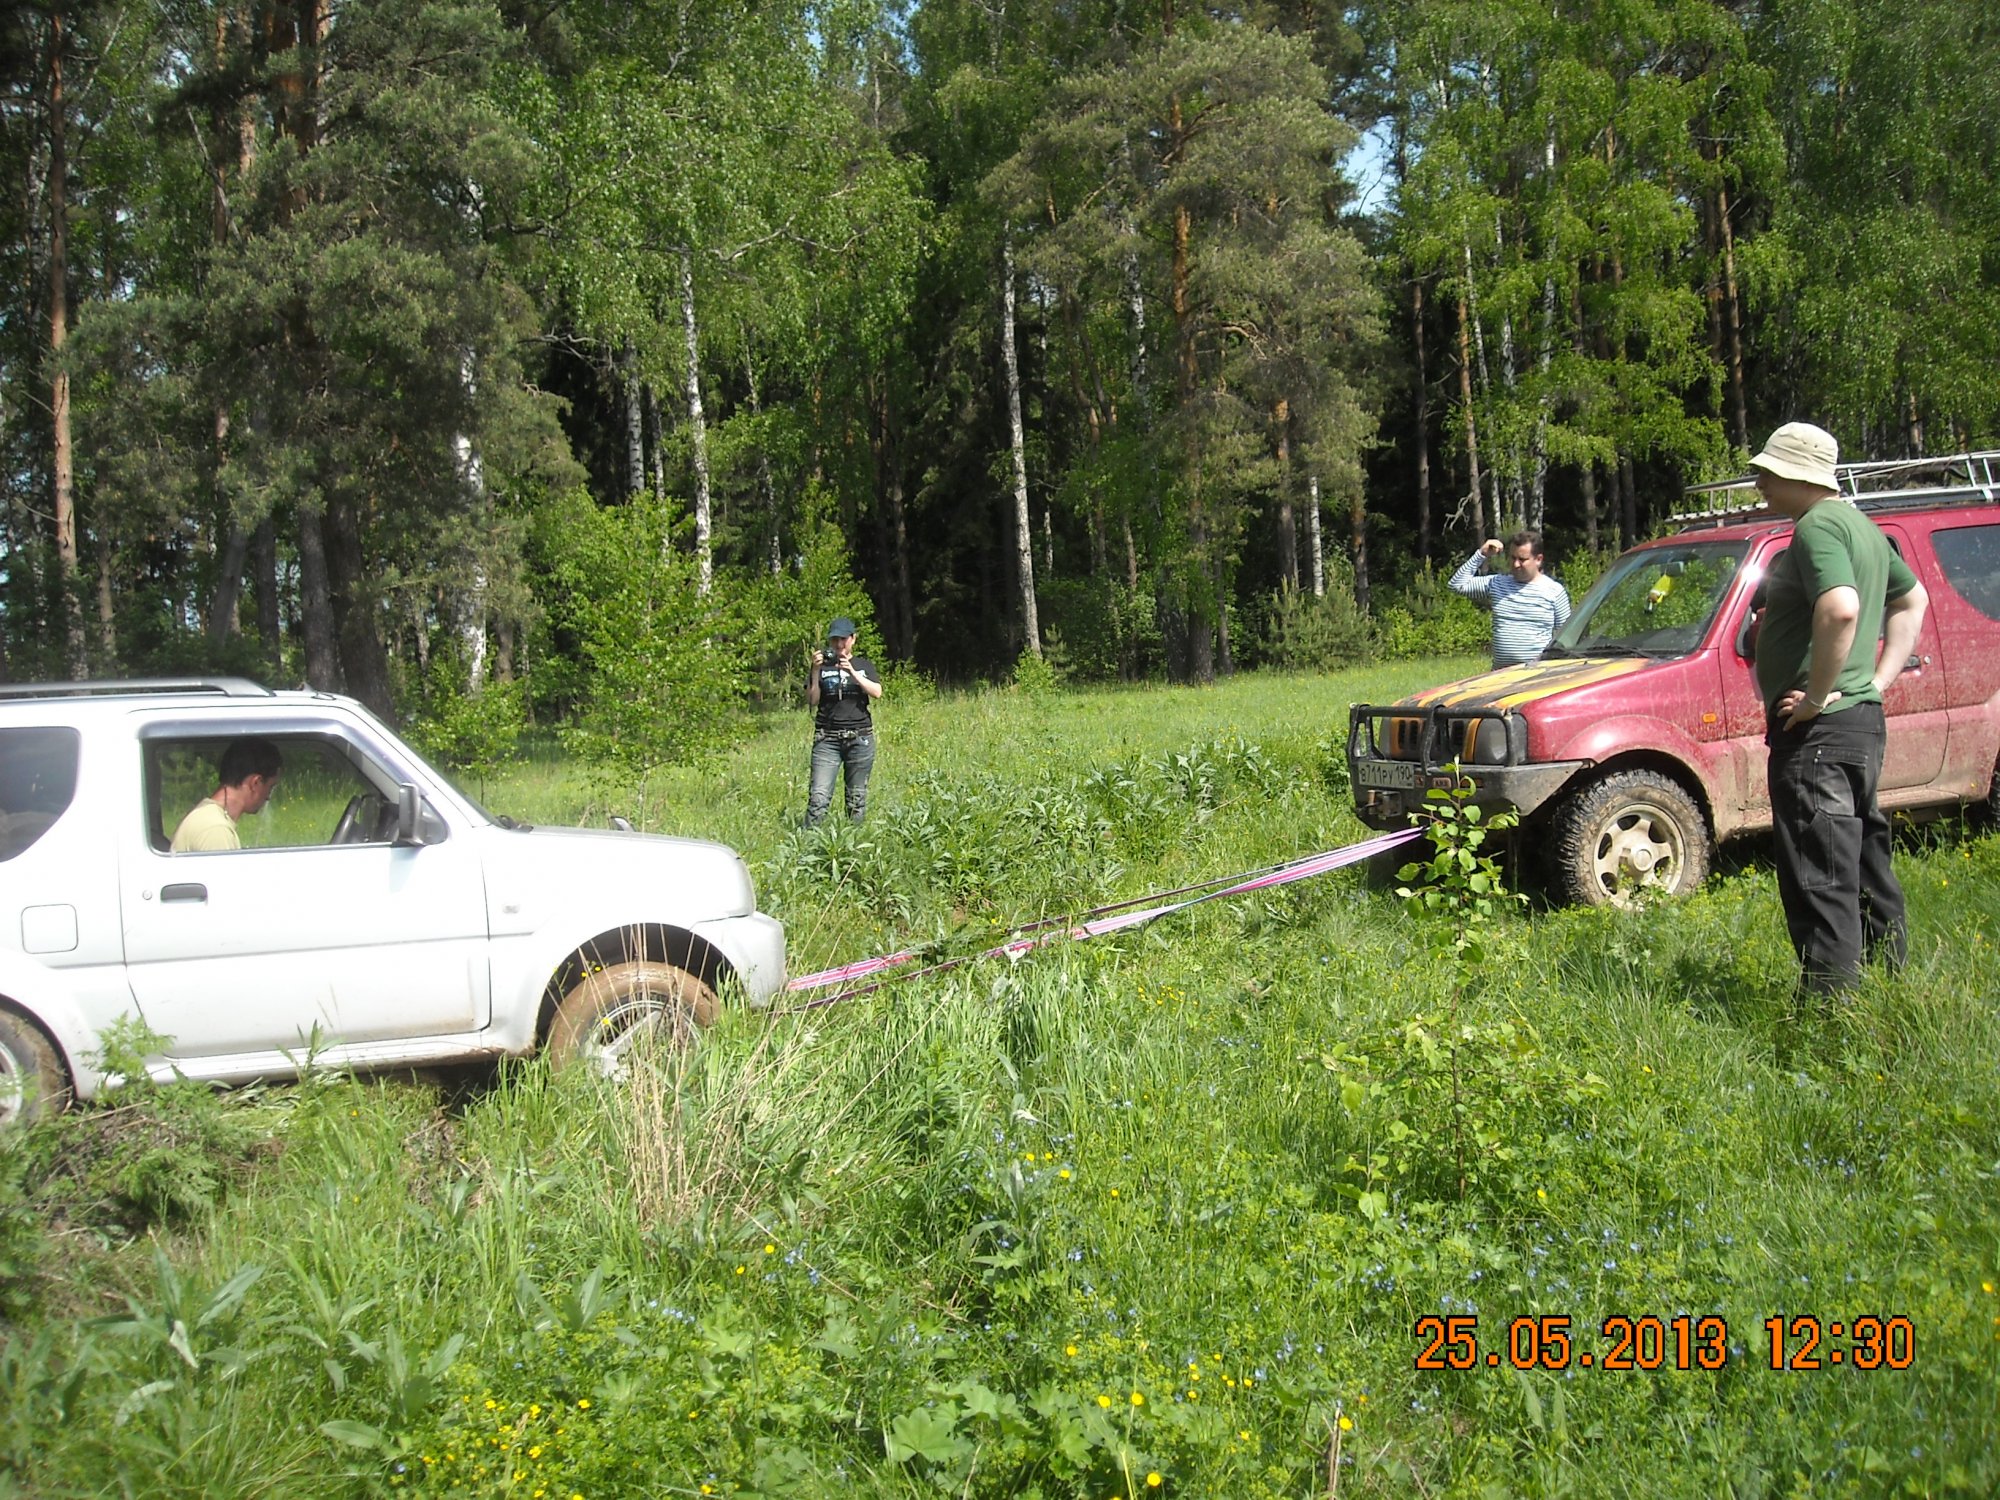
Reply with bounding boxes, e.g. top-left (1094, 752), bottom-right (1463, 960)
top-left (169, 799), bottom-right (240, 852)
